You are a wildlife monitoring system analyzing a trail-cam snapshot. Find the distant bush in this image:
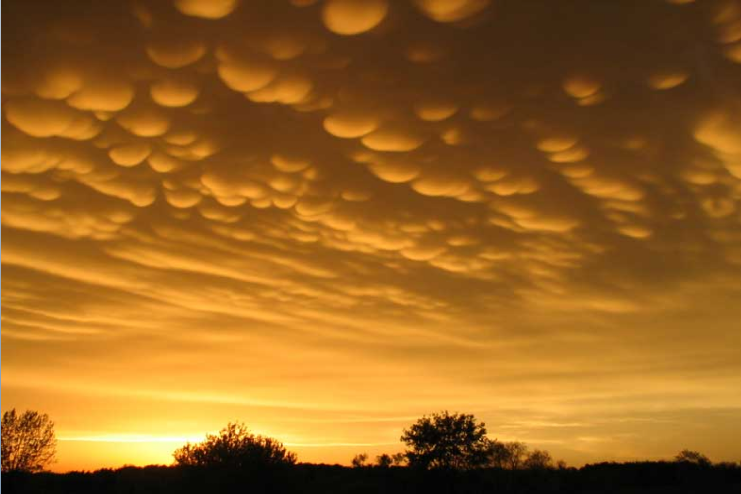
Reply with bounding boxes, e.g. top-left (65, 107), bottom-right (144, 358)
top-left (401, 411), bottom-right (490, 470)
top-left (523, 449), bottom-right (553, 470)
top-left (351, 453), bottom-right (368, 468)
top-left (486, 440), bottom-right (529, 469)
top-left (173, 422), bottom-right (296, 469)
top-left (675, 449), bottom-right (711, 466)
